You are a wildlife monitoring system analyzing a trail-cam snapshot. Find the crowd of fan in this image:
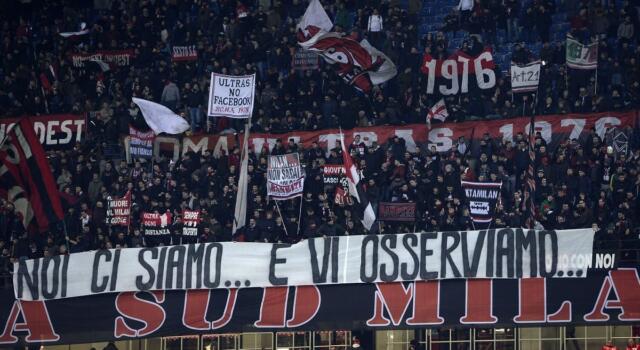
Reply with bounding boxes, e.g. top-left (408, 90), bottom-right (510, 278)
top-left (0, 0), bottom-right (640, 281)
